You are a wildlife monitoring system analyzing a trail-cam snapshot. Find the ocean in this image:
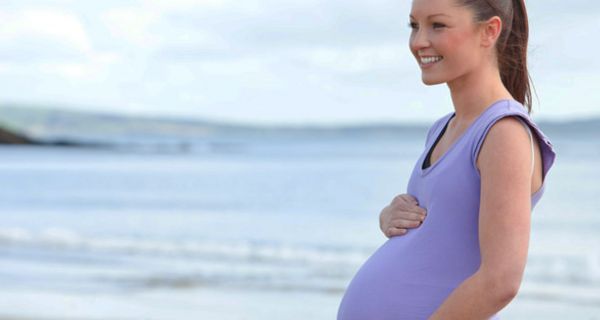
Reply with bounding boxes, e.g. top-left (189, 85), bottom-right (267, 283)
top-left (0, 124), bottom-right (599, 319)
